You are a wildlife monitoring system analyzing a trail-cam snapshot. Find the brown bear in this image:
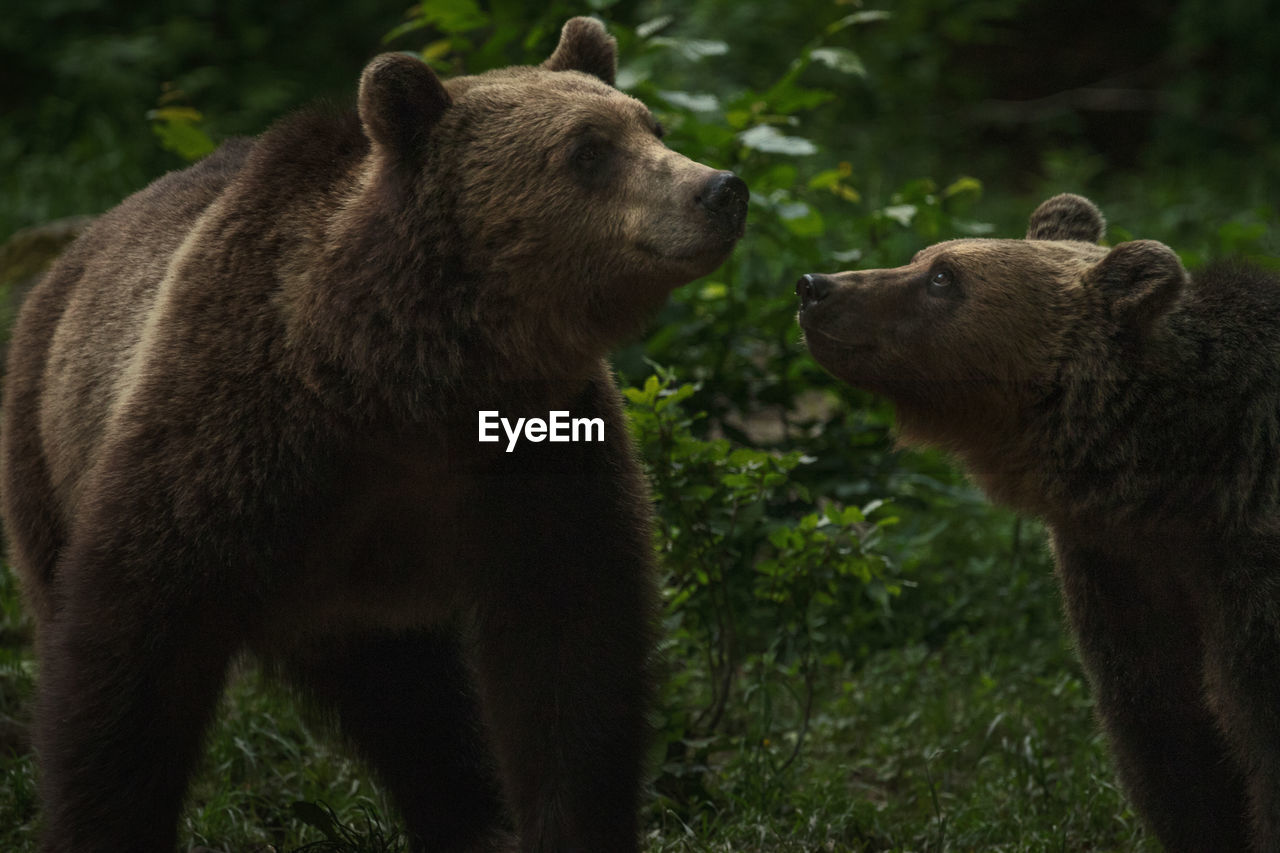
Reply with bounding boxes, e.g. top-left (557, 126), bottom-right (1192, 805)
top-left (797, 193), bottom-right (1280, 852)
top-left (0, 17), bottom-right (747, 853)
